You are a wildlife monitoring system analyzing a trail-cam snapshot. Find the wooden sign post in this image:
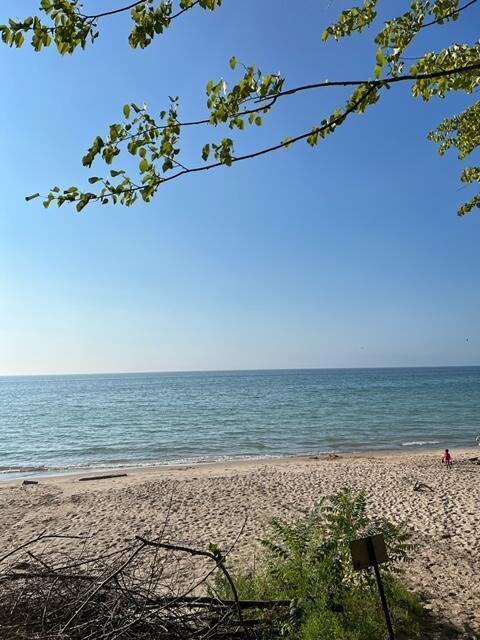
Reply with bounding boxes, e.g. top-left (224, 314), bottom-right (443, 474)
top-left (350, 534), bottom-right (395, 640)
